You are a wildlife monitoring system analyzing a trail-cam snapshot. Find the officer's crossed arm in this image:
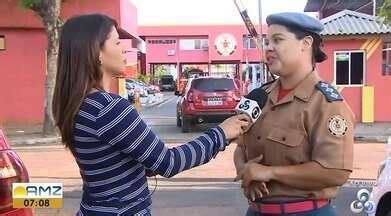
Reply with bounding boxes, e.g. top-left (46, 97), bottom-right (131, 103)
top-left (233, 137), bottom-right (270, 200)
